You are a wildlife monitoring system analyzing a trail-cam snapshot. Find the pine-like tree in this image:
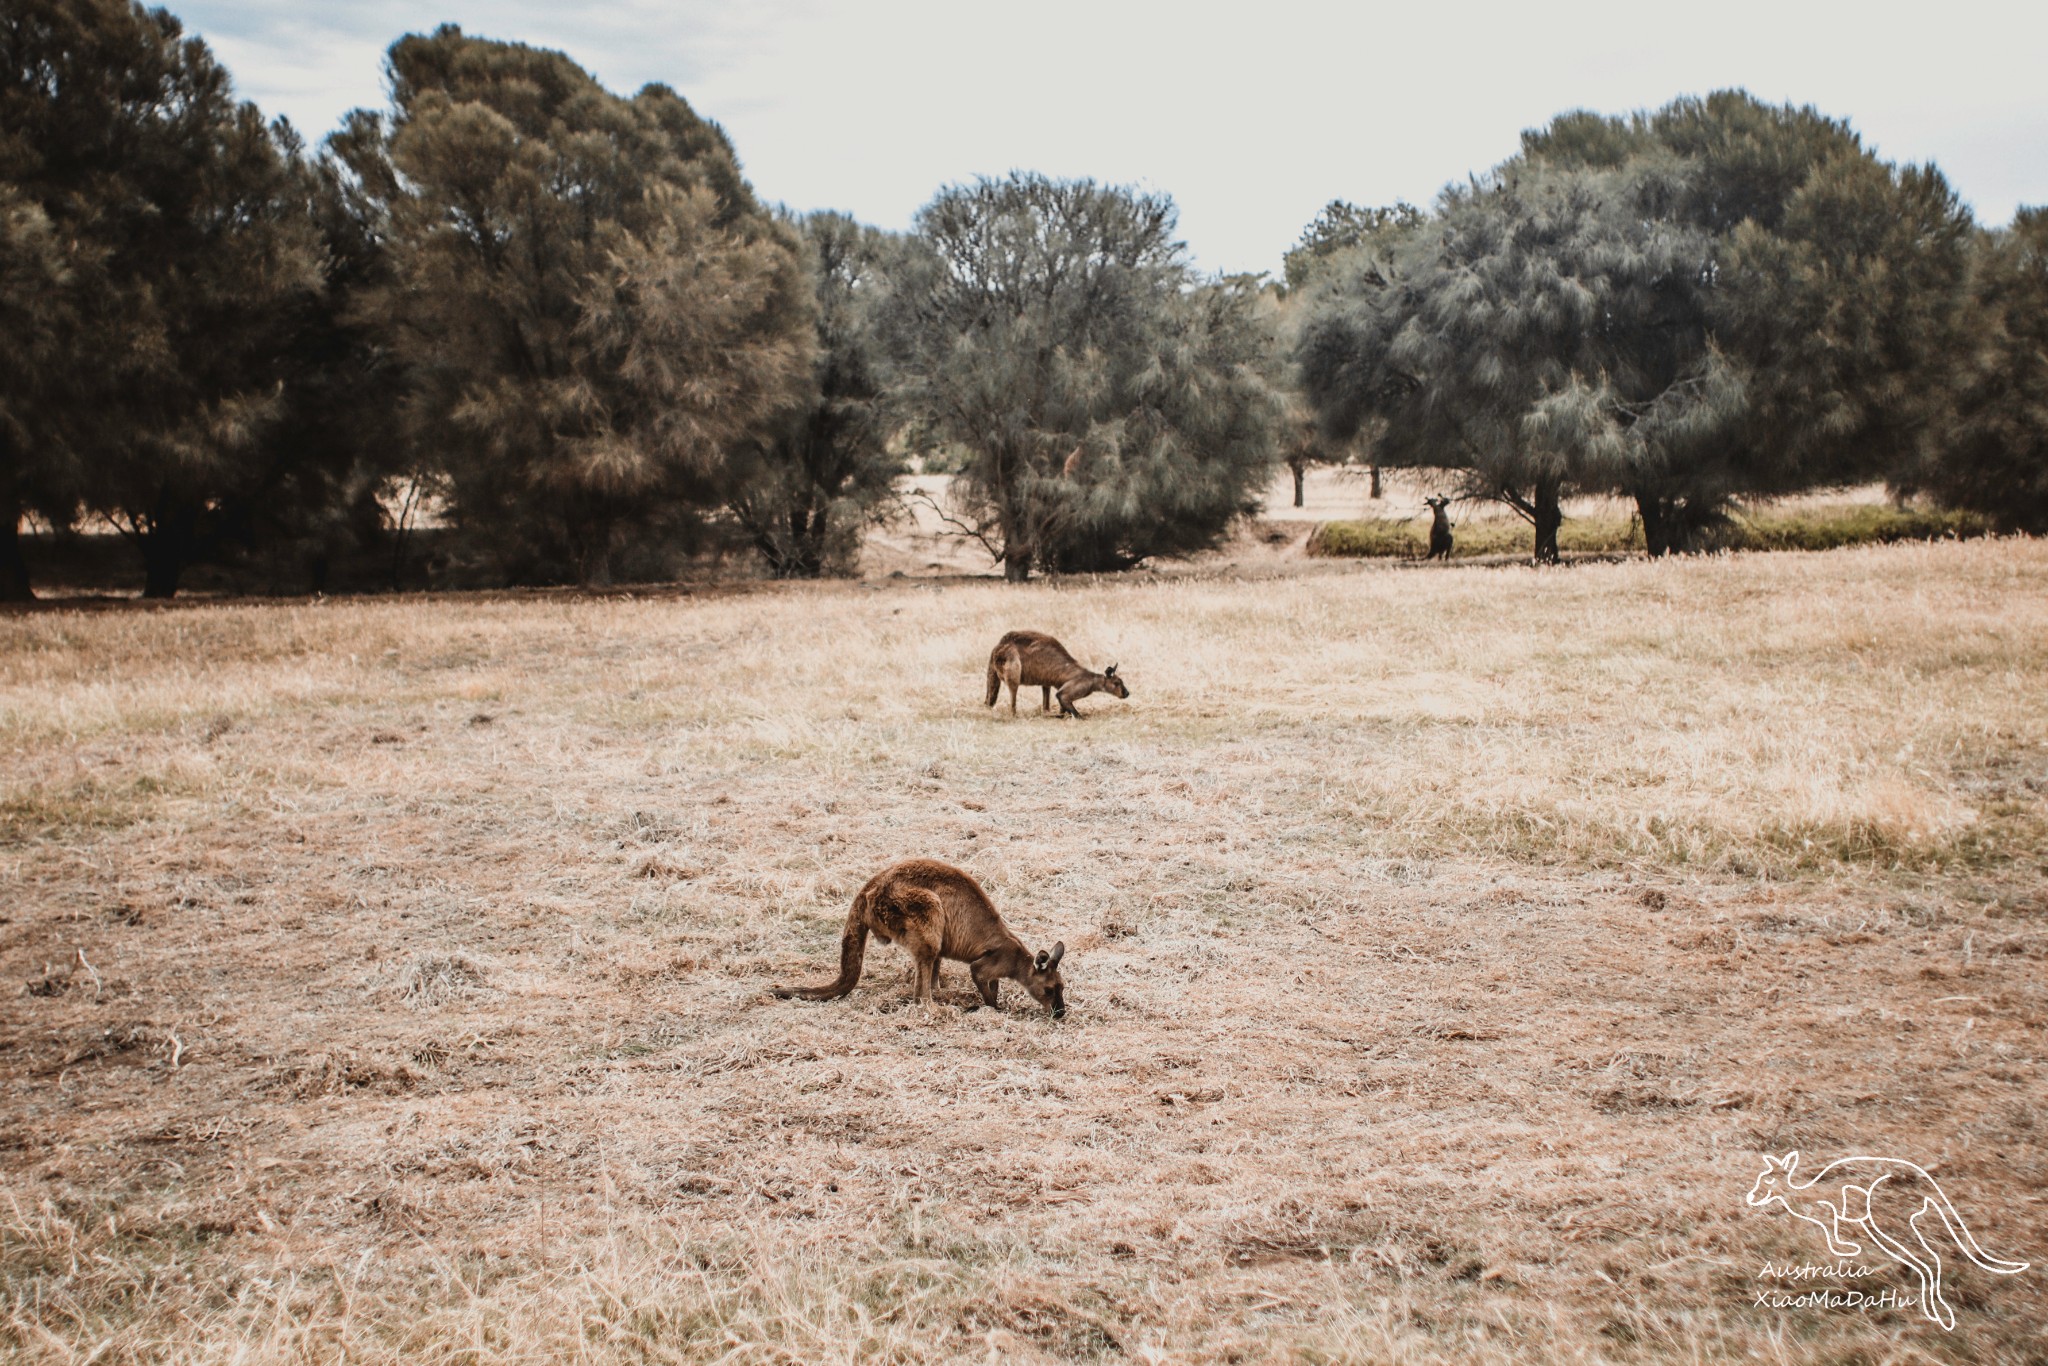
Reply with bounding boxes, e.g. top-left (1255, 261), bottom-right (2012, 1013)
top-left (726, 212), bottom-right (903, 578)
top-left (215, 133), bottom-right (410, 593)
top-left (883, 174), bottom-right (1280, 580)
top-left (1300, 173), bottom-right (1631, 561)
top-left (344, 27), bottom-right (812, 586)
top-left (1906, 209), bottom-right (2048, 531)
top-left (1281, 200), bottom-right (1422, 294)
top-left (1300, 91), bottom-right (1975, 559)
top-left (0, 185), bottom-right (72, 599)
top-left (1523, 92), bottom-right (1974, 544)
top-left (1, 0), bottom-right (322, 597)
